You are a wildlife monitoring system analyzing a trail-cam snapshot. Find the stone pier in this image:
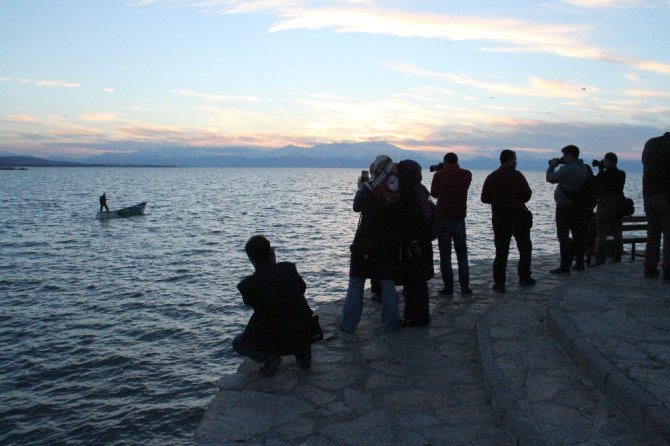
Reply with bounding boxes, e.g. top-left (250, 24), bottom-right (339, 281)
top-left (196, 255), bottom-right (670, 445)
